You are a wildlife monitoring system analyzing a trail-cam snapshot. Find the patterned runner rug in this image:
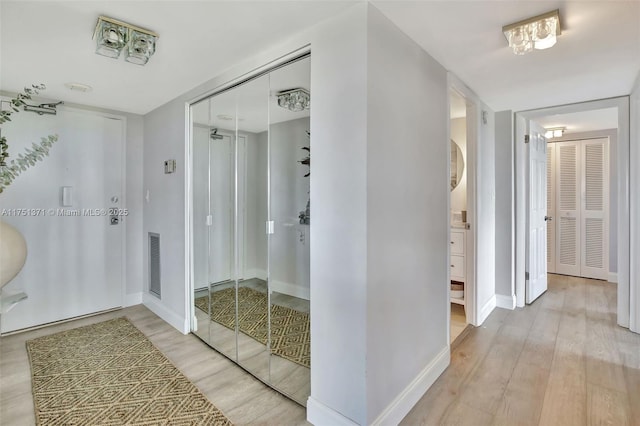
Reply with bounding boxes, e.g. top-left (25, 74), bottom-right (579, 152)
top-left (195, 287), bottom-right (310, 368)
top-left (27, 317), bottom-right (232, 425)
